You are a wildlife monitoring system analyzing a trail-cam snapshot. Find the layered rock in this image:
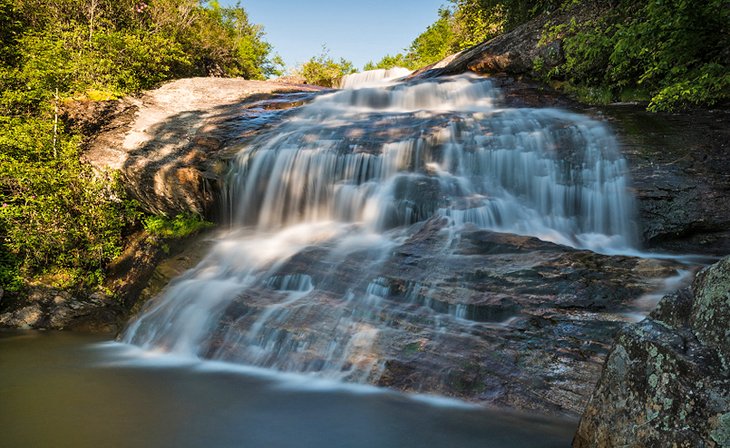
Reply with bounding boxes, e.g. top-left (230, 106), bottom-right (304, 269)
top-left (574, 256), bottom-right (730, 447)
top-left (204, 218), bottom-right (684, 415)
top-left (83, 78), bottom-right (324, 218)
